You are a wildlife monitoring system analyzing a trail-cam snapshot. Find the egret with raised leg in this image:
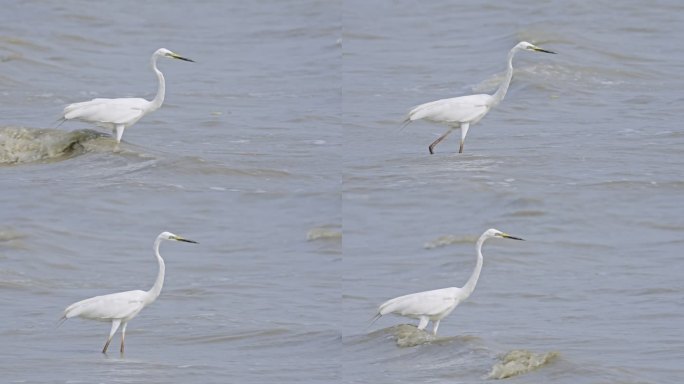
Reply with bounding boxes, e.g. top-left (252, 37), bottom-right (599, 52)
top-left (61, 48), bottom-right (194, 143)
top-left (372, 228), bottom-right (523, 336)
top-left (61, 231), bottom-right (198, 354)
top-left (403, 42), bottom-right (555, 154)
